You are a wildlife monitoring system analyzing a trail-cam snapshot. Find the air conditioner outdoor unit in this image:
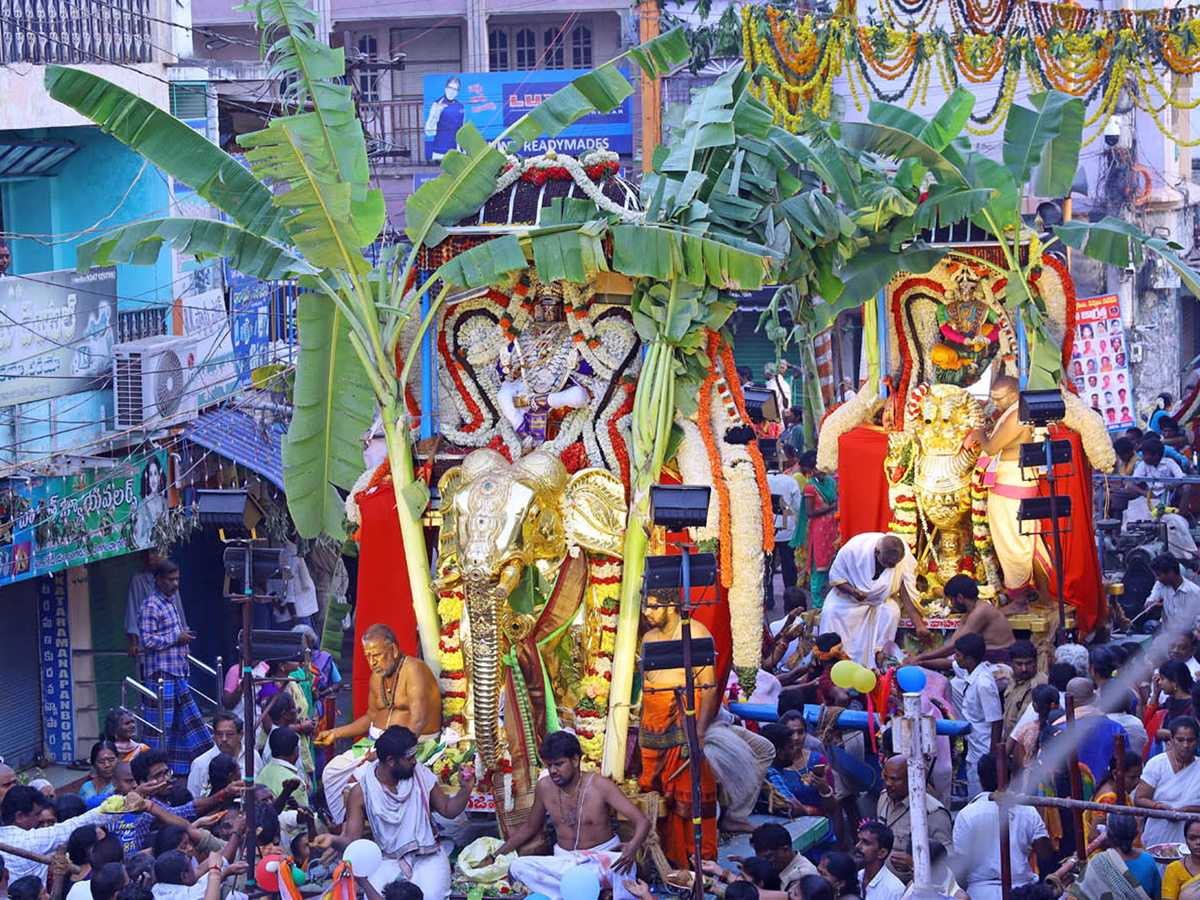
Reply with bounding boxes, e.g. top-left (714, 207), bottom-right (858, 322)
top-left (113, 335), bottom-right (200, 430)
